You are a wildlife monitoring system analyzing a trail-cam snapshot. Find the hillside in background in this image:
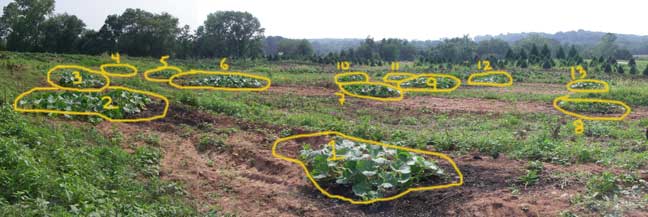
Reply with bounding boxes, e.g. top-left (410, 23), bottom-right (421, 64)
top-left (305, 30), bottom-right (648, 55)
top-left (474, 30), bottom-right (648, 54)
